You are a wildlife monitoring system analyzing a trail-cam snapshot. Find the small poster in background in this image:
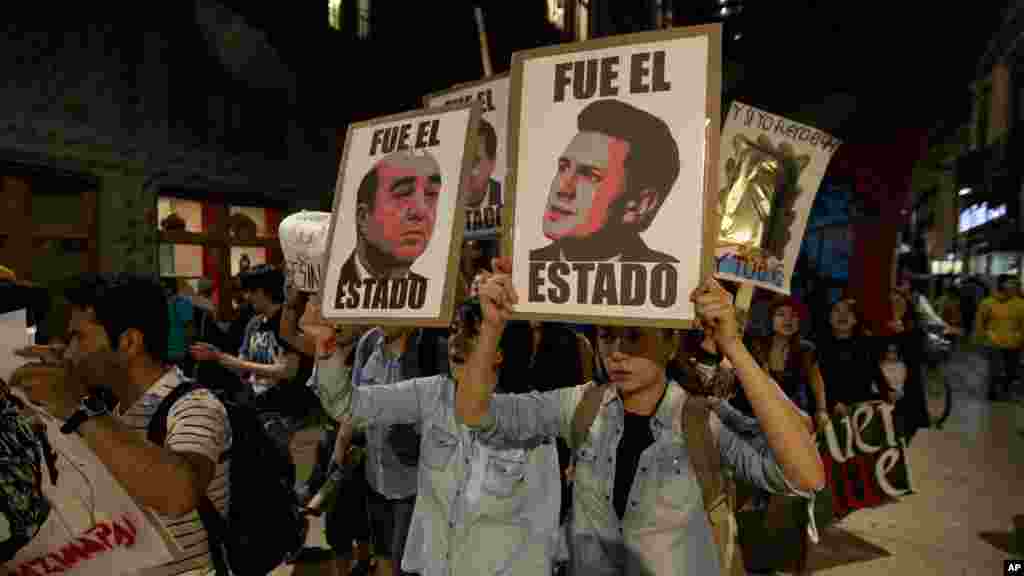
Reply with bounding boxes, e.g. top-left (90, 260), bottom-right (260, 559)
top-left (505, 25), bottom-right (722, 328)
top-left (425, 74), bottom-right (510, 241)
top-left (714, 102), bottom-right (841, 294)
top-left (320, 103), bottom-right (480, 326)
top-left (279, 211), bottom-right (332, 294)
